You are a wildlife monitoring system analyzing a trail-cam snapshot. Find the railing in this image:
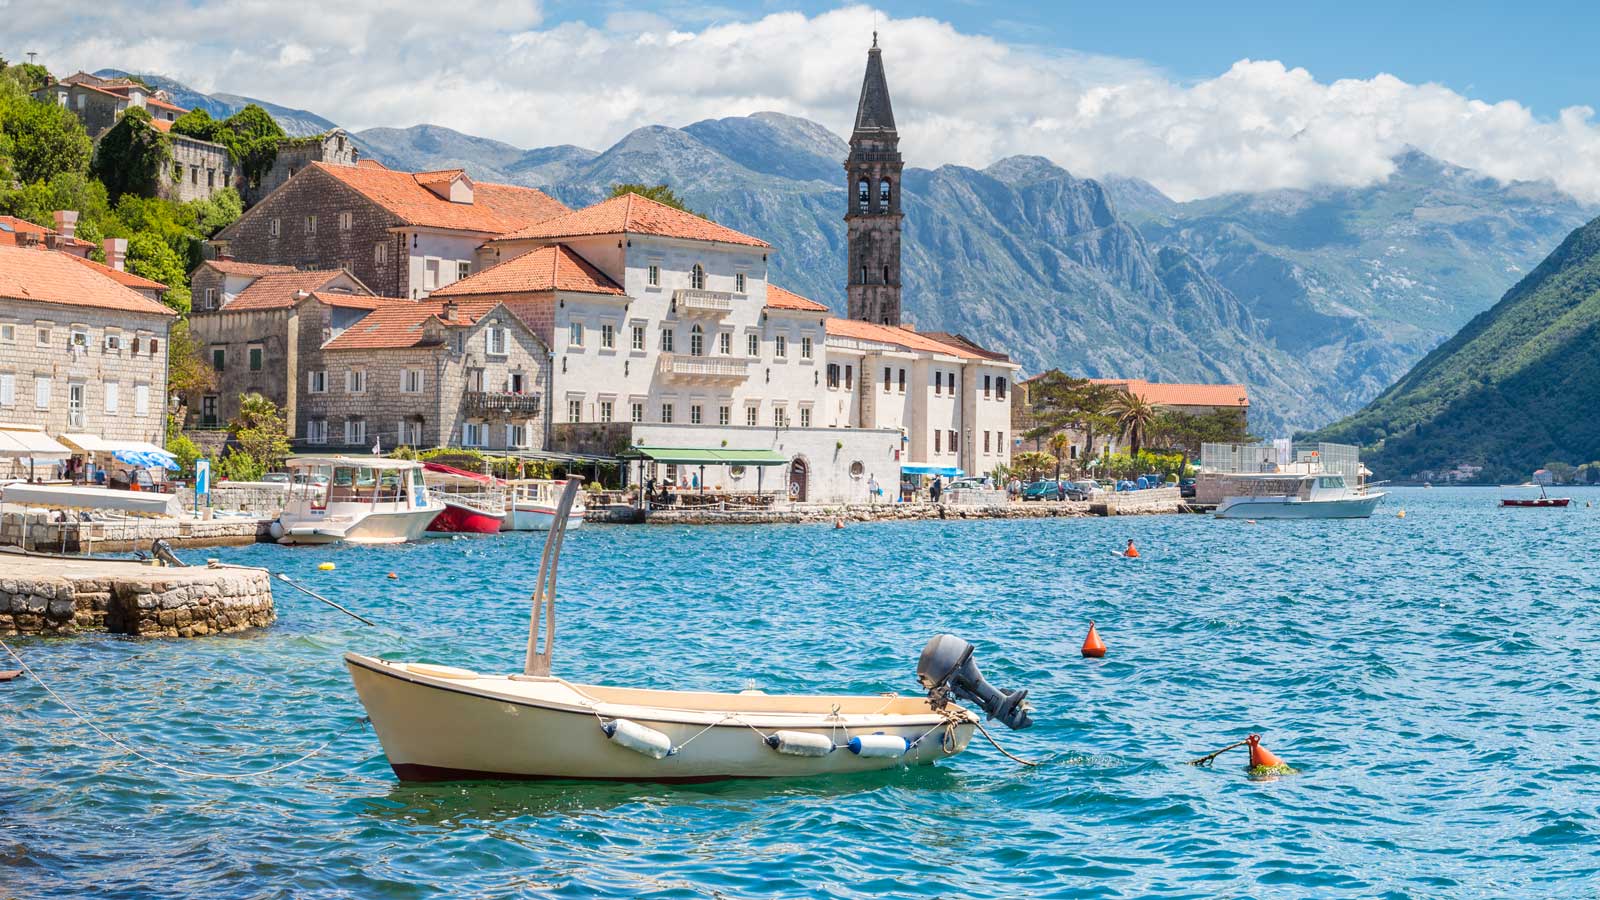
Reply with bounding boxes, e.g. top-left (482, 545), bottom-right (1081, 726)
top-left (464, 391), bottom-right (542, 415)
top-left (673, 289), bottom-right (734, 314)
top-left (657, 354), bottom-right (749, 381)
